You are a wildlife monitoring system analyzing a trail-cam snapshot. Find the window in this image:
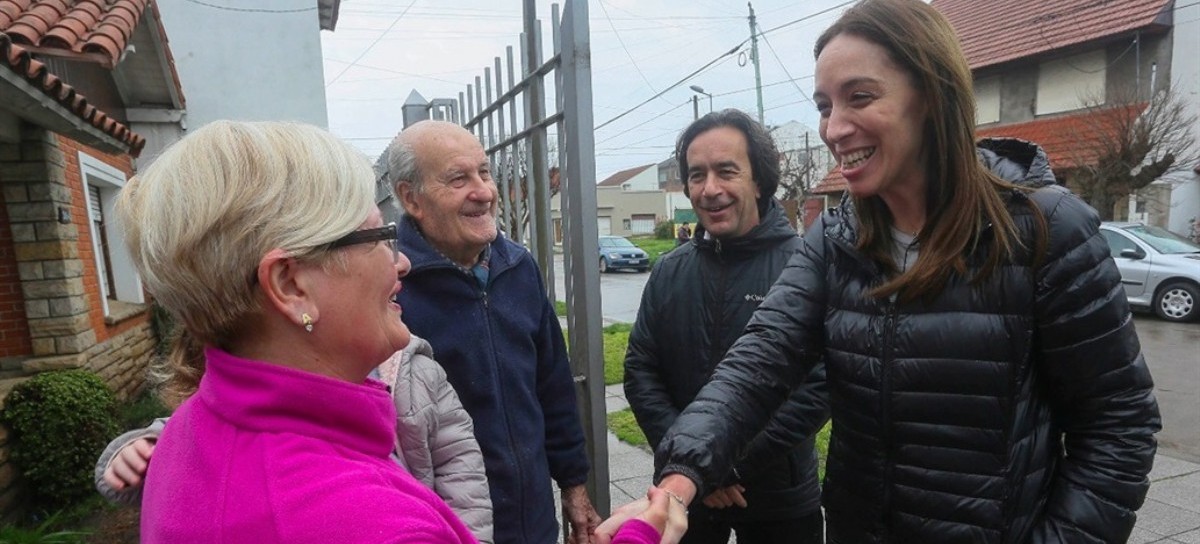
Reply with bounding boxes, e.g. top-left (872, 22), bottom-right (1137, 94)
top-left (975, 76), bottom-right (1000, 125)
top-left (1101, 230), bottom-right (1139, 259)
top-left (622, 219), bottom-right (631, 230)
top-left (1036, 50), bottom-right (1106, 115)
top-left (79, 152), bottom-right (144, 317)
top-left (630, 214), bottom-right (655, 234)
